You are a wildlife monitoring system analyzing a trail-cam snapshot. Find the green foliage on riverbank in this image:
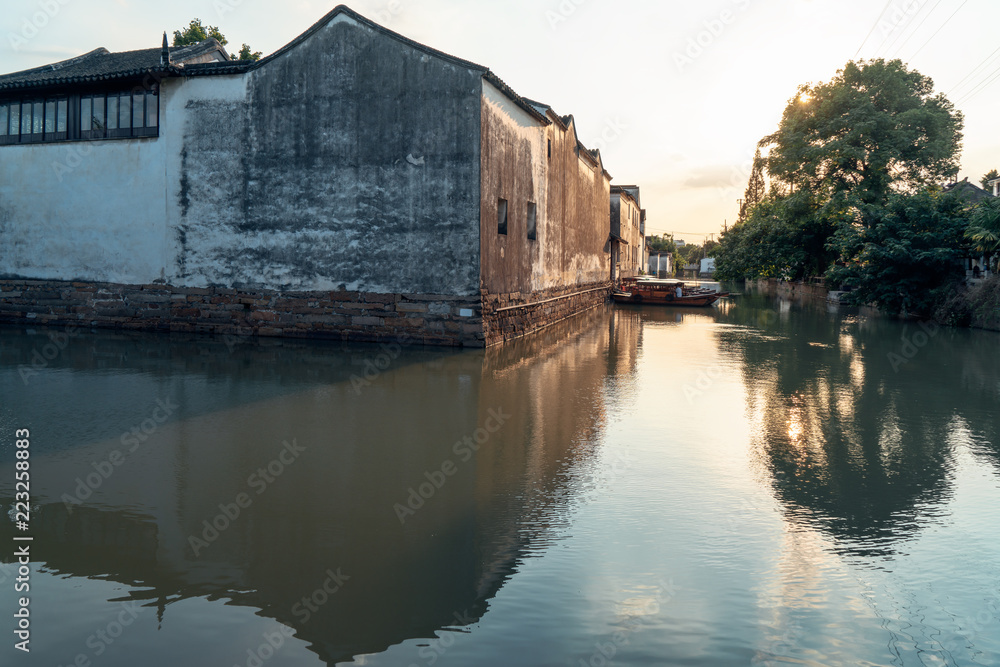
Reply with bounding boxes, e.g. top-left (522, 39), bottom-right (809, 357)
top-left (713, 58), bottom-right (999, 323)
top-left (827, 191), bottom-right (968, 317)
top-left (935, 275), bottom-right (1000, 330)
